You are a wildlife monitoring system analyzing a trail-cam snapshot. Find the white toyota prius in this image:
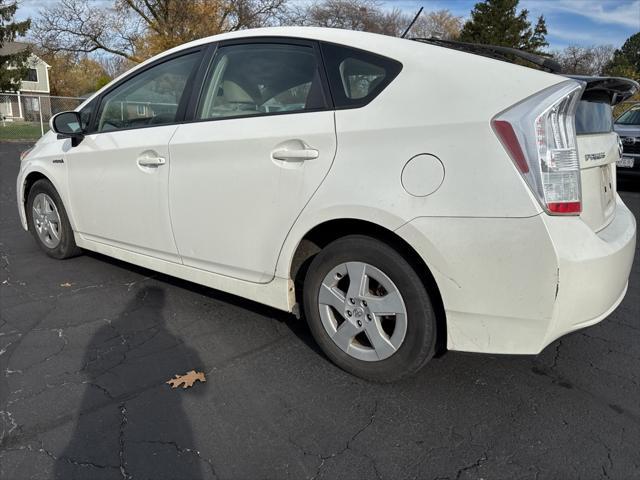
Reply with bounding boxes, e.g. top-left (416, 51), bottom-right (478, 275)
top-left (17, 27), bottom-right (638, 382)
